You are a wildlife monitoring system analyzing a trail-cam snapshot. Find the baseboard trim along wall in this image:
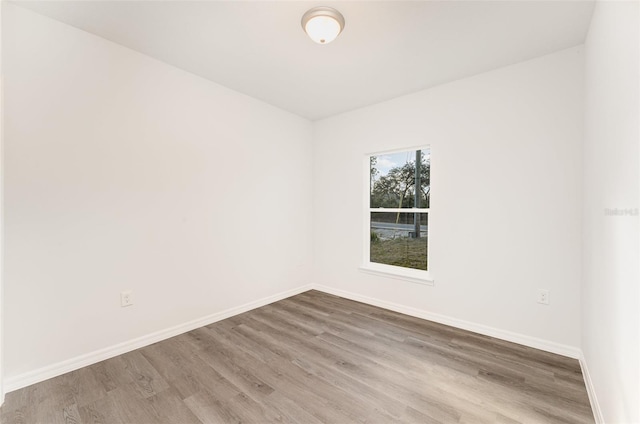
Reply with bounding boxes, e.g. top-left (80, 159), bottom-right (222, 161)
top-left (4, 282), bottom-right (590, 407)
top-left (579, 352), bottom-right (604, 424)
top-left (312, 285), bottom-right (582, 359)
top-left (3, 284), bottom-right (314, 393)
